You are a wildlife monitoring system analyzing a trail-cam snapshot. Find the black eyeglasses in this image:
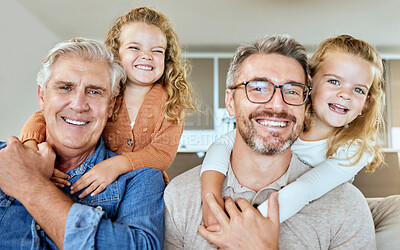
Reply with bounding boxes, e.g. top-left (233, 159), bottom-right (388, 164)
top-left (230, 80), bottom-right (311, 106)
